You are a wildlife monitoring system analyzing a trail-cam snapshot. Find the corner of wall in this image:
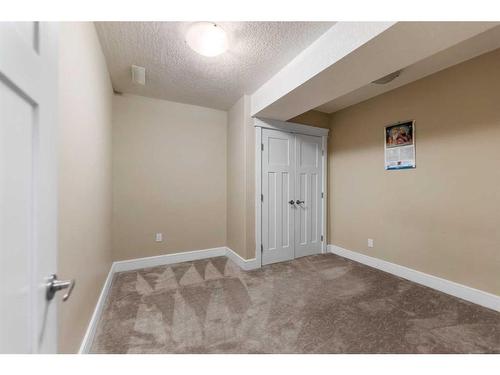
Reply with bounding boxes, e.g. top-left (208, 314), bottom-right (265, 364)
top-left (226, 95), bottom-right (256, 260)
top-left (58, 21), bottom-right (114, 353)
top-left (243, 96), bottom-right (256, 260)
